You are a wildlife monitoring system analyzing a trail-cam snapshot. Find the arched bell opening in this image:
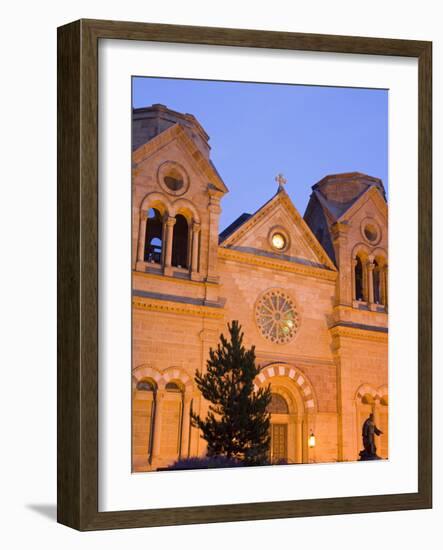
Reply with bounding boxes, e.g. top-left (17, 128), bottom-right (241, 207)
top-left (355, 255), bottom-right (364, 301)
top-left (373, 259), bottom-right (381, 304)
top-left (171, 214), bottom-right (189, 269)
top-left (144, 208), bottom-right (164, 264)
